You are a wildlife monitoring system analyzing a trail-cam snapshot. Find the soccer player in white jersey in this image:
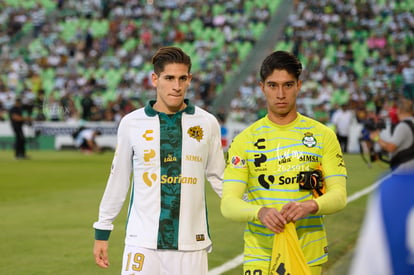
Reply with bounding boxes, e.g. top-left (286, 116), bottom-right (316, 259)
top-left (221, 51), bottom-right (347, 275)
top-left (93, 46), bottom-right (225, 275)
